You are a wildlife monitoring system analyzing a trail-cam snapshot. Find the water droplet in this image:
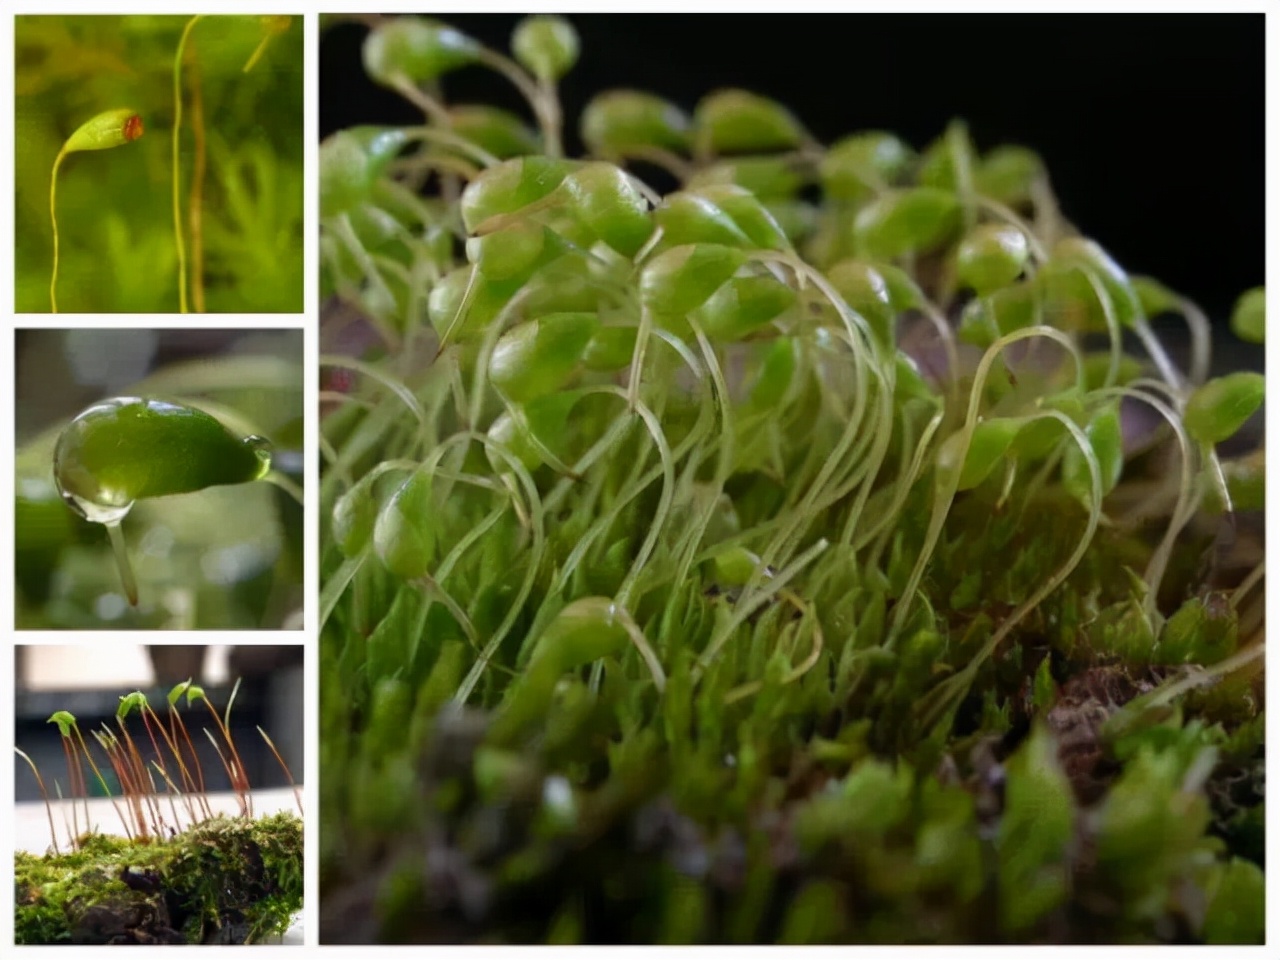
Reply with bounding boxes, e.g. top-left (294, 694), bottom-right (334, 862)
top-left (62, 492), bottom-right (133, 525)
top-left (243, 435), bottom-right (274, 479)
